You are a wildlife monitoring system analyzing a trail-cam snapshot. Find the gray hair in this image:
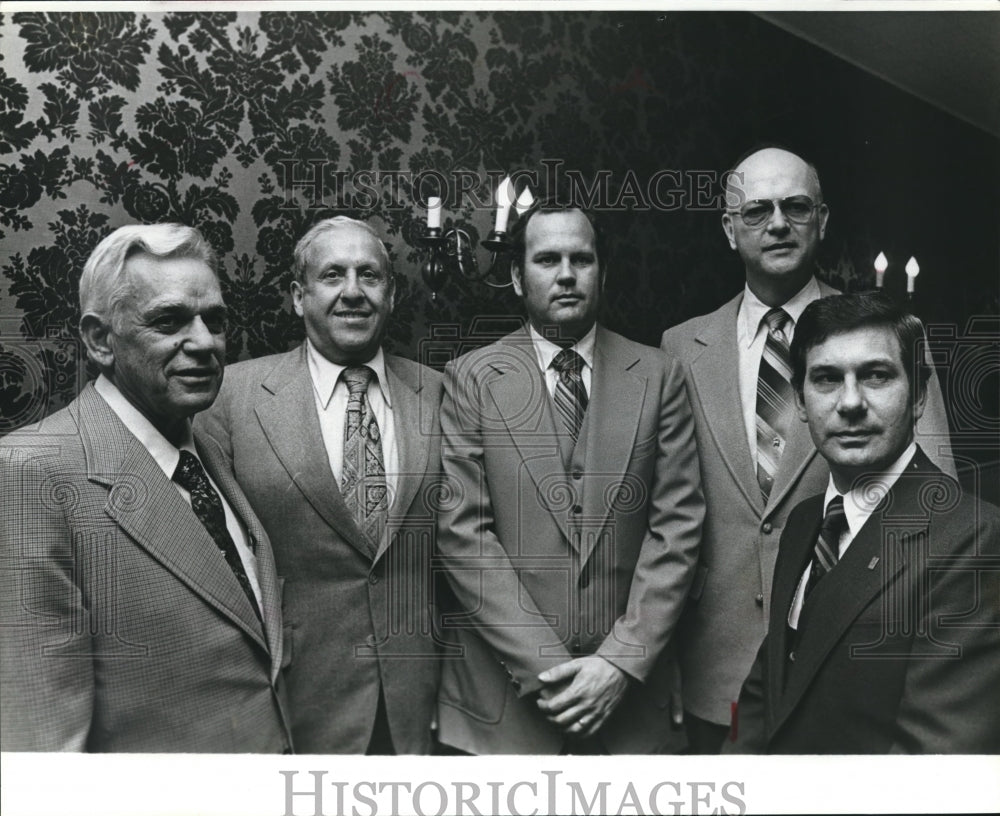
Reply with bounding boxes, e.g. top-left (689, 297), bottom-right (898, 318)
top-left (292, 216), bottom-right (393, 283)
top-left (79, 223), bottom-right (217, 330)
